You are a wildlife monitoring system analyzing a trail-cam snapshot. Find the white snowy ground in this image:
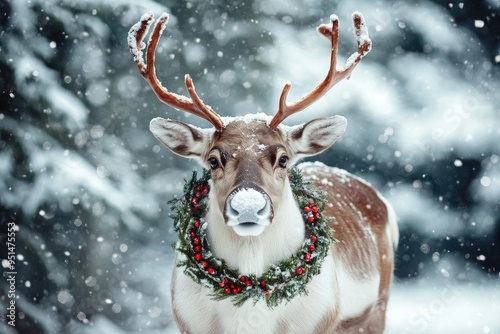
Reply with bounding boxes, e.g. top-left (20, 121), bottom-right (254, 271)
top-left (386, 281), bottom-right (500, 334)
